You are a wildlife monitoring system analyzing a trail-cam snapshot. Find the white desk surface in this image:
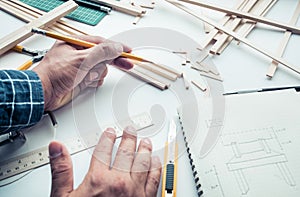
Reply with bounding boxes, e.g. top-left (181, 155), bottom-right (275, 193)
top-left (0, 0), bottom-right (300, 196)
